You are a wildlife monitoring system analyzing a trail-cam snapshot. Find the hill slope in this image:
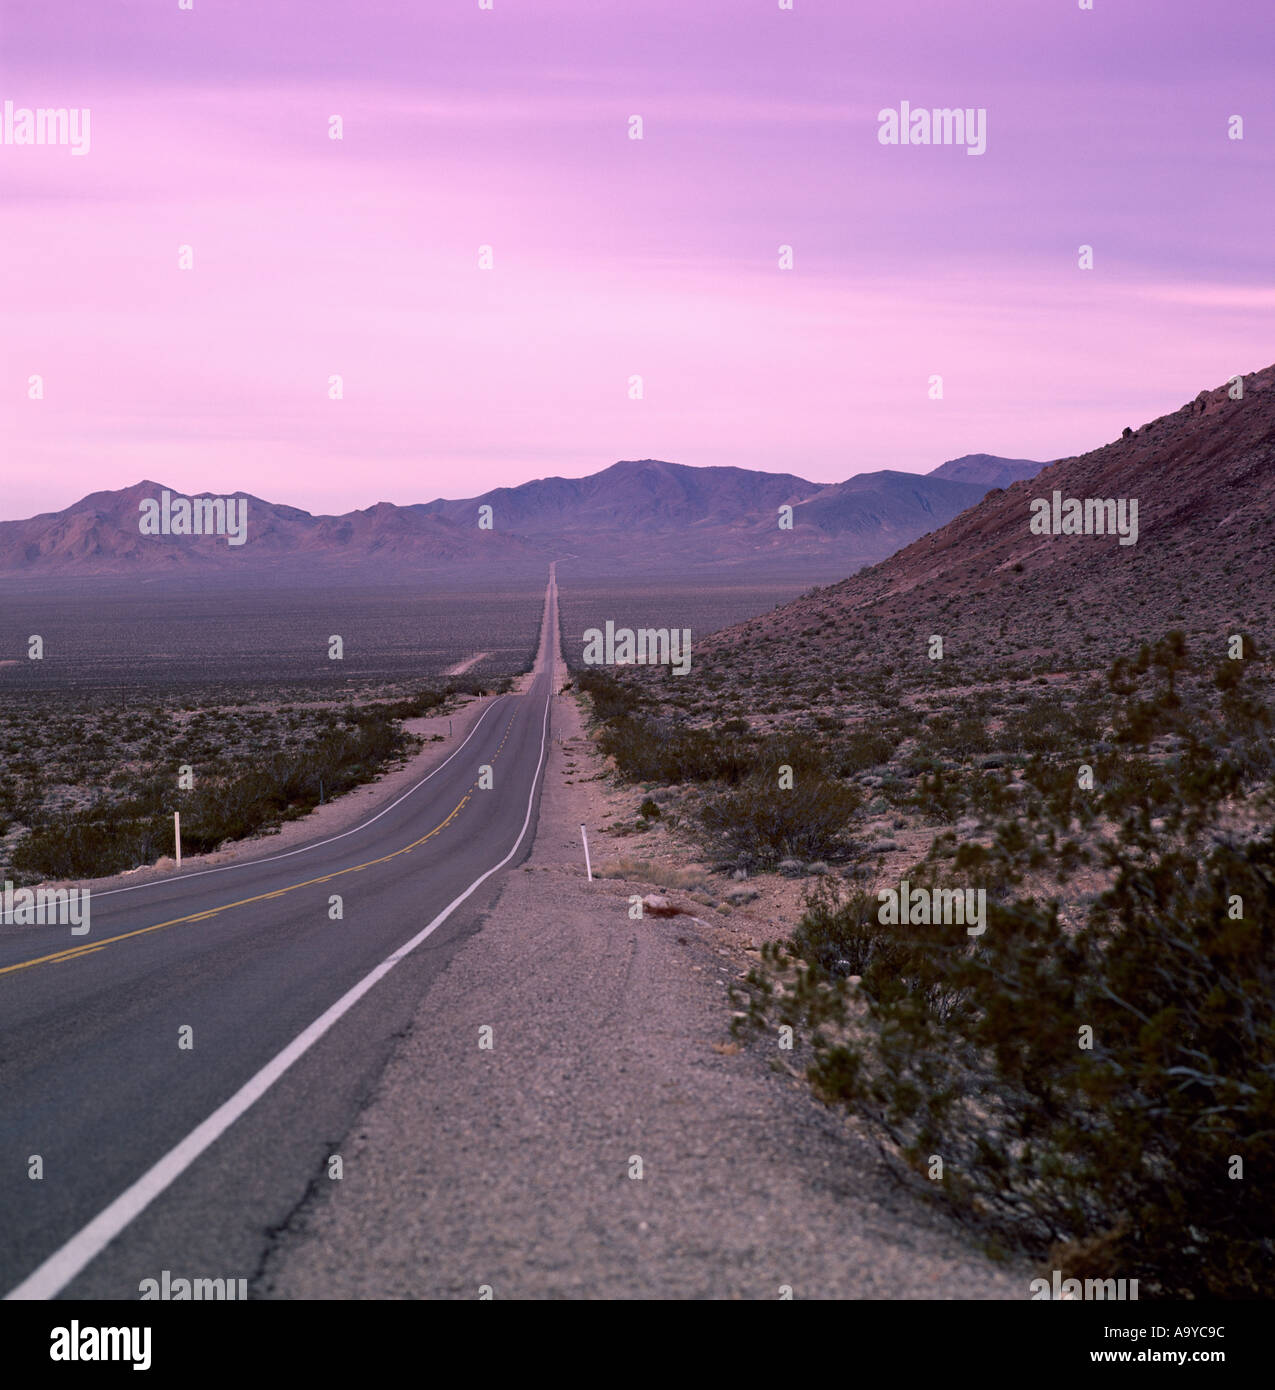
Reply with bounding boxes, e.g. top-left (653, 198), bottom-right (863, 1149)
top-left (700, 364), bottom-right (1275, 679)
top-left (786, 471), bottom-right (988, 552)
